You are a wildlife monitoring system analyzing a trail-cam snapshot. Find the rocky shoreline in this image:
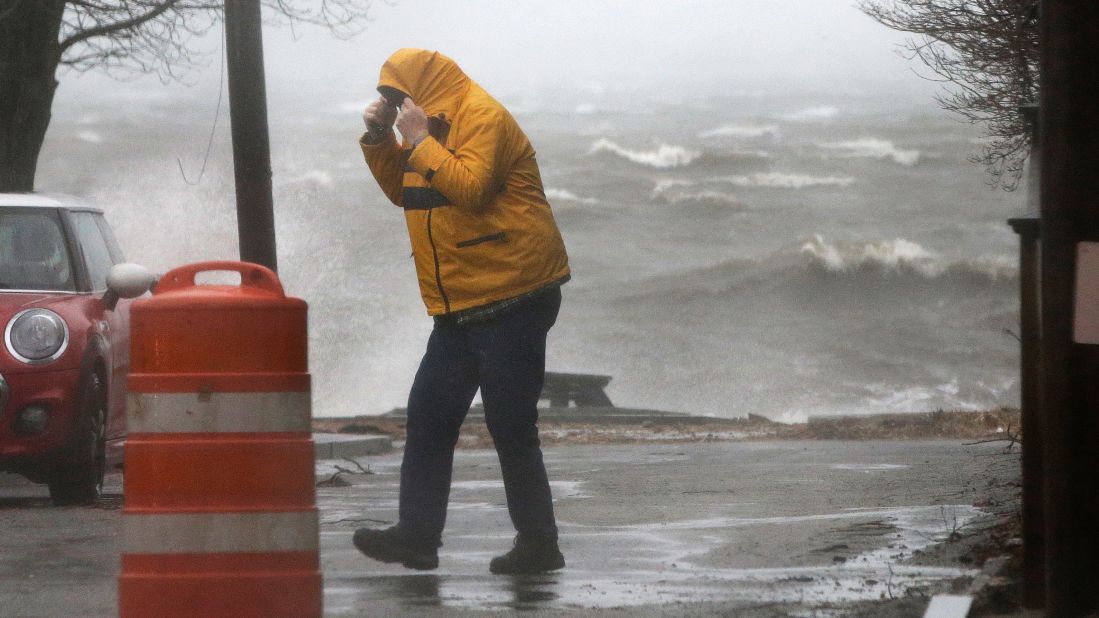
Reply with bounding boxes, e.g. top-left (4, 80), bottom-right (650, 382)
top-left (314, 407), bottom-right (1022, 448)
